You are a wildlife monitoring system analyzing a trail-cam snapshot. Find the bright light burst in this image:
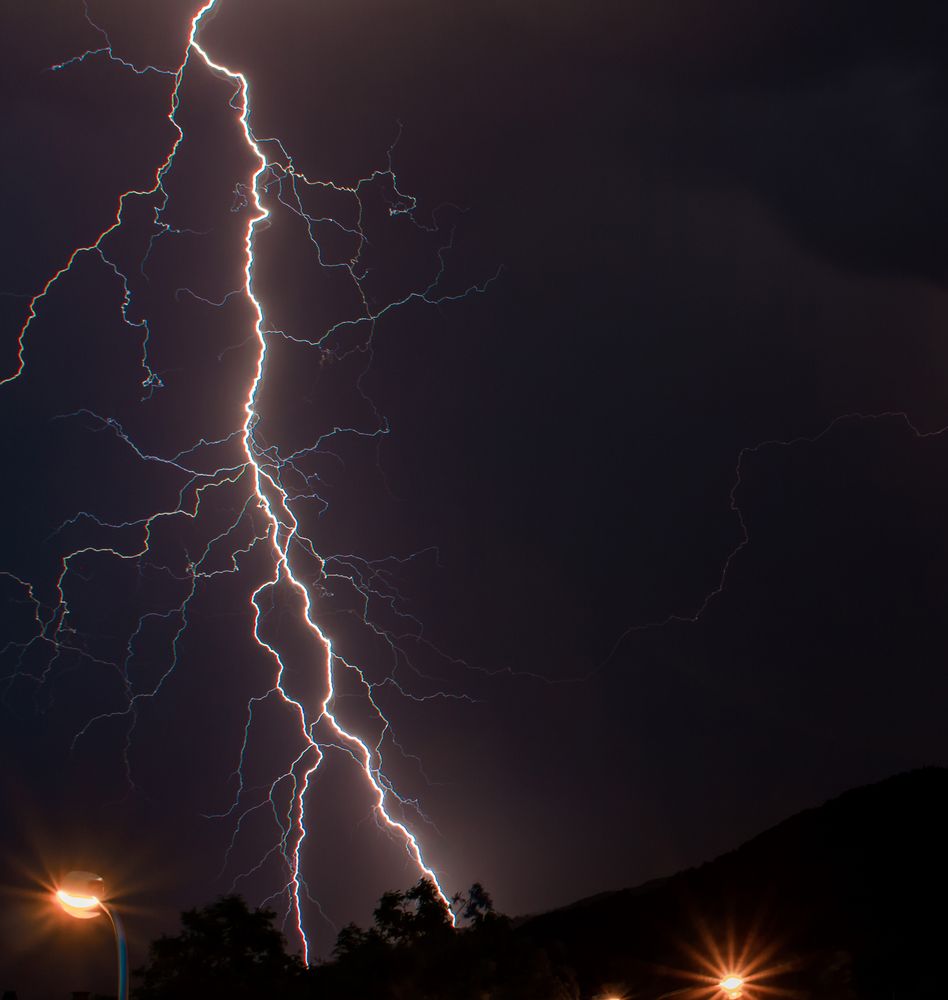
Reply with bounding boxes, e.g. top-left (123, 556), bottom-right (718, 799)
top-left (651, 912), bottom-right (801, 1000)
top-left (719, 975), bottom-right (744, 998)
top-left (2, 0), bottom-right (496, 959)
